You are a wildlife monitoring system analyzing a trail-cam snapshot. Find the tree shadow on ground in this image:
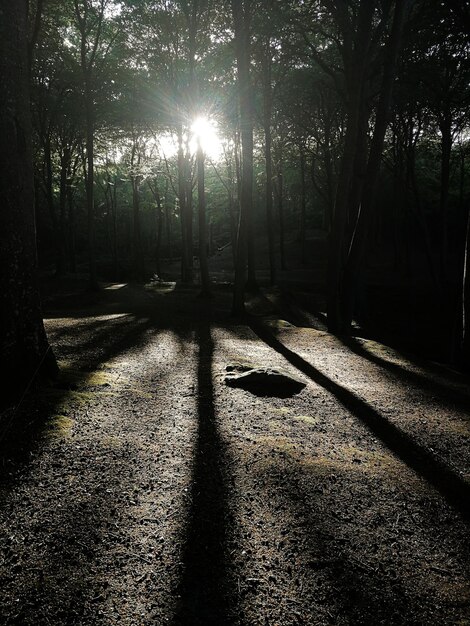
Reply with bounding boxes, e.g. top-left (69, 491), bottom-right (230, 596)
top-left (340, 335), bottom-right (470, 412)
top-left (0, 303), bottom-right (181, 507)
top-left (280, 290), bottom-right (468, 378)
top-left (278, 288), bottom-right (470, 420)
top-left (0, 304), bottom-right (199, 623)
top-left (255, 454), bottom-right (461, 625)
top-left (175, 323), bottom-right (234, 625)
top-left (1, 281), bottom-right (214, 501)
top-left (249, 319), bottom-right (470, 523)
top-left (0, 448), bottom-right (134, 625)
